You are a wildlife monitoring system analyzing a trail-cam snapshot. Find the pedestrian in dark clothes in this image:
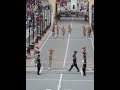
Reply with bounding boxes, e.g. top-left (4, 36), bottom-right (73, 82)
top-left (68, 51), bottom-right (80, 72)
top-left (82, 60), bottom-right (87, 76)
top-left (82, 46), bottom-right (87, 62)
top-left (37, 55), bottom-right (41, 75)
